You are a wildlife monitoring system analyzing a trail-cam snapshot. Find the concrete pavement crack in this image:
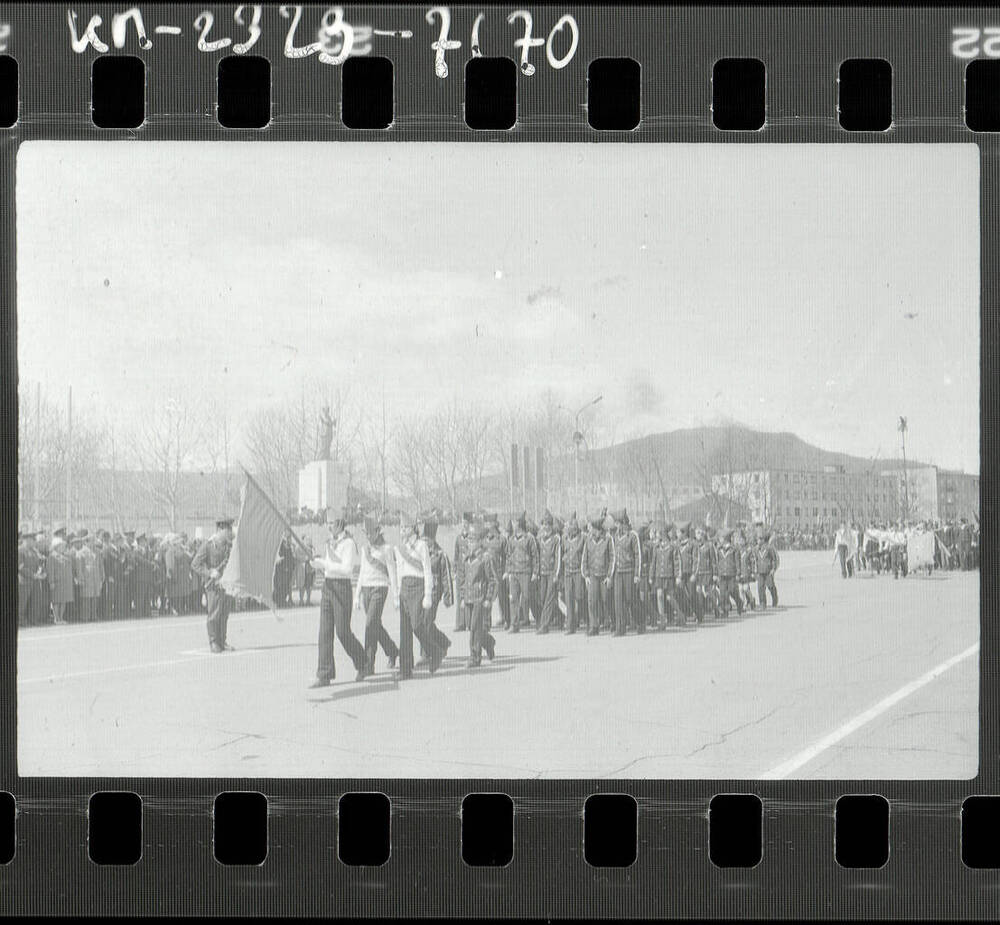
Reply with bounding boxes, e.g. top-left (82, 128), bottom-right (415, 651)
top-left (684, 703), bottom-right (785, 759)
